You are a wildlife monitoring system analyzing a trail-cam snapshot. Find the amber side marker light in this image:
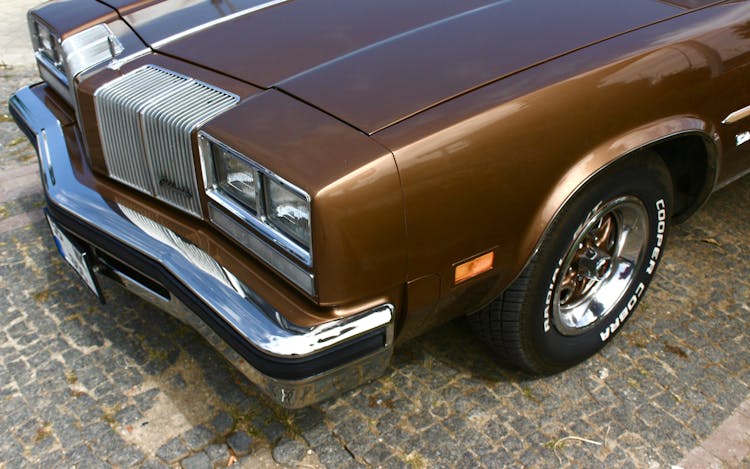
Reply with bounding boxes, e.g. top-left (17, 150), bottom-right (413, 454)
top-left (454, 251), bottom-right (494, 285)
